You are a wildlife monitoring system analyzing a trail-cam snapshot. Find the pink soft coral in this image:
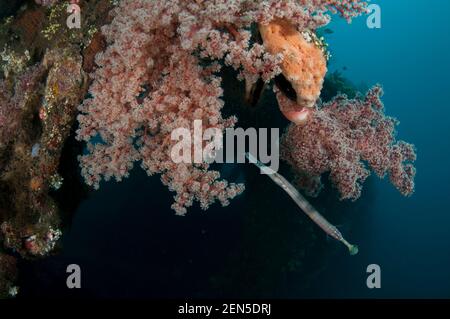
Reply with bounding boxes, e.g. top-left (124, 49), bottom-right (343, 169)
top-left (281, 86), bottom-right (416, 200)
top-left (76, 0), bottom-right (368, 214)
